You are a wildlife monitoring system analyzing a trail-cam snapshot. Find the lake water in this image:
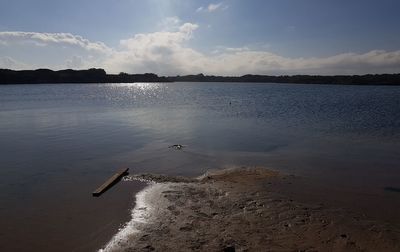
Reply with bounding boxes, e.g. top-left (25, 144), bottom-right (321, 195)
top-left (1, 82), bottom-right (400, 251)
